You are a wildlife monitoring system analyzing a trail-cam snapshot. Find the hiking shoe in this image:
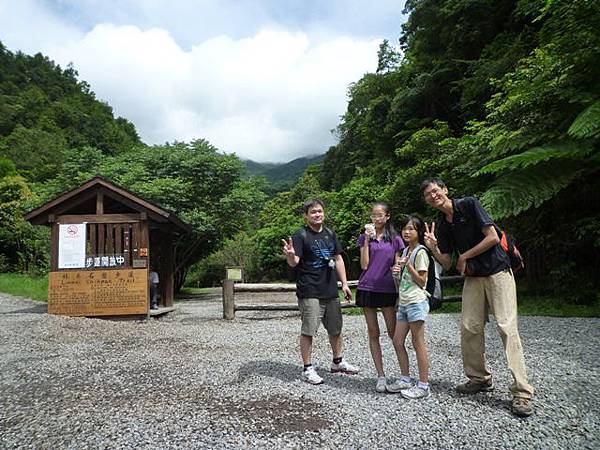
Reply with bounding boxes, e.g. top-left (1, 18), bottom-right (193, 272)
top-left (302, 366), bottom-right (323, 385)
top-left (385, 378), bottom-right (413, 393)
top-left (401, 385), bottom-right (430, 400)
top-left (375, 377), bottom-right (387, 393)
top-left (511, 397), bottom-right (533, 417)
top-left (331, 359), bottom-right (359, 375)
top-left (455, 378), bottom-right (493, 394)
